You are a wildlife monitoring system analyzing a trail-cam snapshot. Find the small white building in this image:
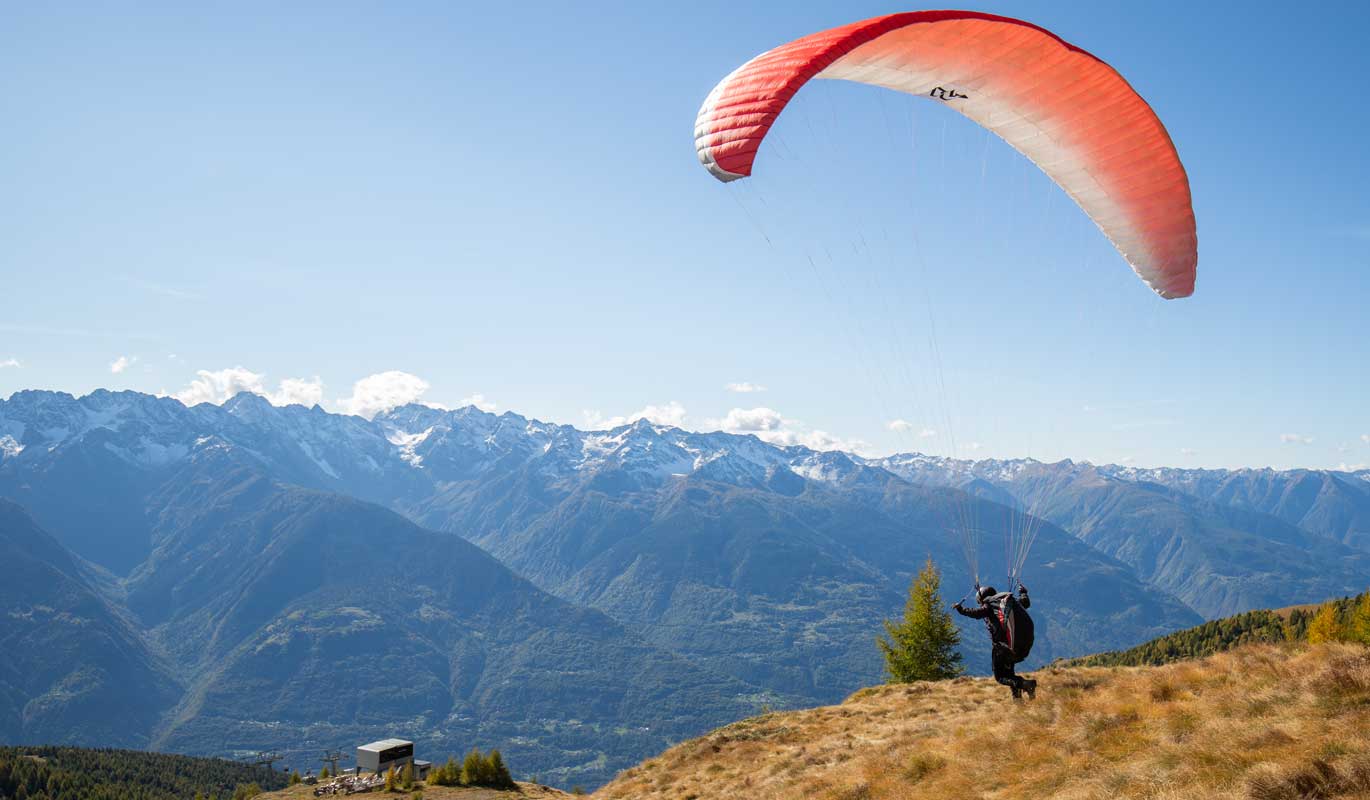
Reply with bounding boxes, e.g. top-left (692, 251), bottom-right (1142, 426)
top-left (355, 738), bottom-right (429, 781)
